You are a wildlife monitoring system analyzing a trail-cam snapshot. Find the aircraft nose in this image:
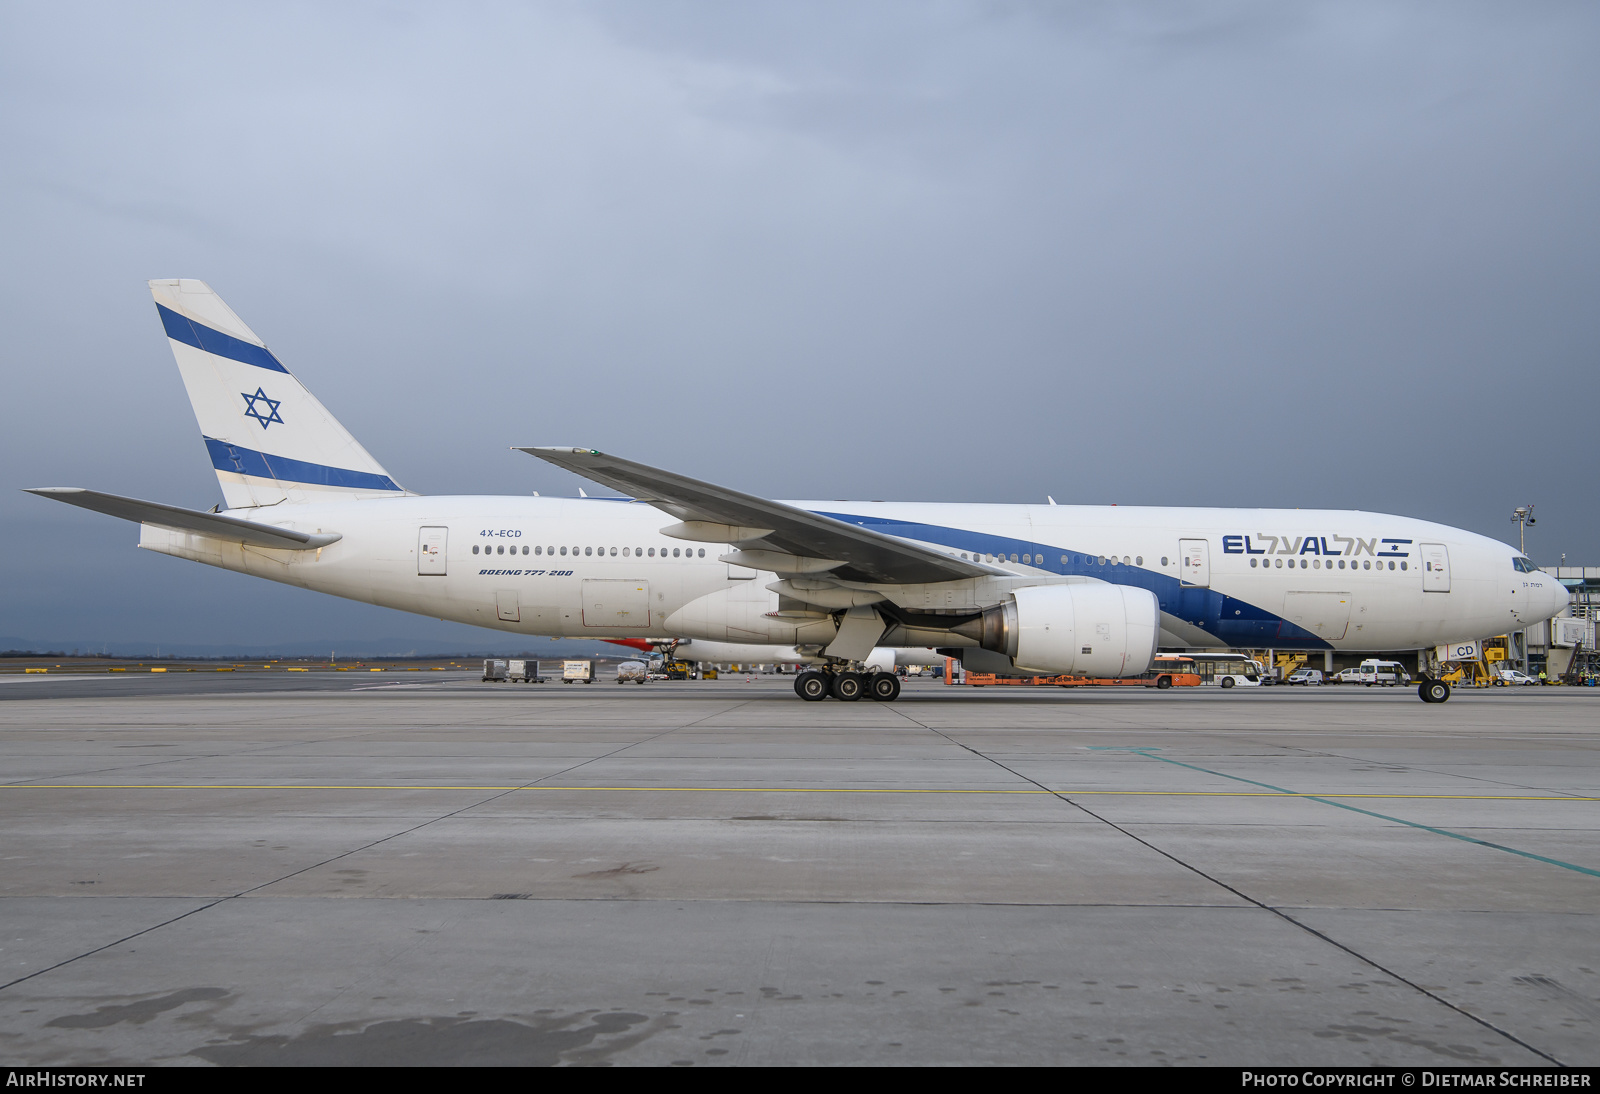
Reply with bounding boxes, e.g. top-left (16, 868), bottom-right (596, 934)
top-left (1545, 580), bottom-right (1572, 619)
